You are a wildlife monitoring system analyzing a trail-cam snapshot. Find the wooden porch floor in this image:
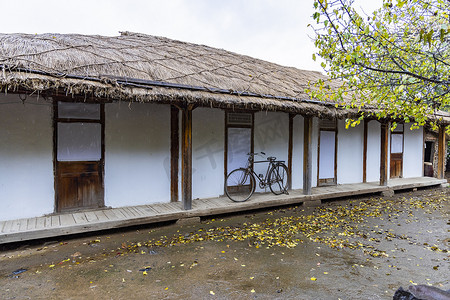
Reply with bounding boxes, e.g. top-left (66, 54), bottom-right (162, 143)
top-left (0, 177), bottom-right (446, 244)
